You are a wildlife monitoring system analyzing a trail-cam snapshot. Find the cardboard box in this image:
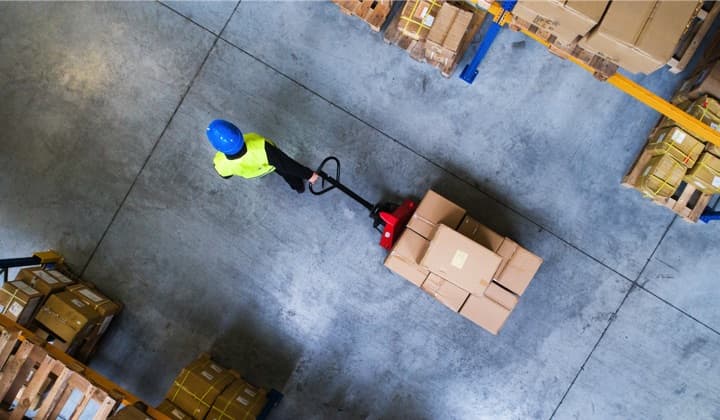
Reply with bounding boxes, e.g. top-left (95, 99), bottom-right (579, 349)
top-left (684, 152), bottom-right (720, 194)
top-left (66, 284), bottom-right (121, 339)
top-left (407, 190), bottom-right (465, 239)
top-left (398, 0), bottom-right (444, 40)
top-left (110, 405), bottom-right (152, 420)
top-left (636, 153), bottom-right (687, 199)
top-left (166, 355), bottom-right (236, 419)
top-left (457, 216), bottom-right (504, 252)
top-left (421, 224), bottom-right (501, 295)
top-left (16, 268), bottom-right (69, 297)
top-left (206, 379), bottom-right (268, 420)
top-left (493, 239), bottom-right (543, 296)
top-left (156, 400), bottom-right (190, 420)
top-left (684, 95), bottom-right (720, 128)
top-left (579, 1), bottom-right (701, 74)
top-left (484, 282), bottom-right (519, 310)
top-left (34, 292), bottom-right (102, 343)
top-left (676, 60), bottom-right (720, 101)
top-left (708, 142), bottom-right (720, 159)
top-left (513, 0), bottom-right (608, 47)
top-left (459, 294), bottom-right (512, 335)
top-left (0, 281), bottom-right (43, 326)
top-left (384, 229), bottom-right (430, 286)
top-left (646, 126), bottom-right (704, 168)
top-left (420, 273), bottom-right (470, 312)
top-left (425, 4), bottom-right (473, 67)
